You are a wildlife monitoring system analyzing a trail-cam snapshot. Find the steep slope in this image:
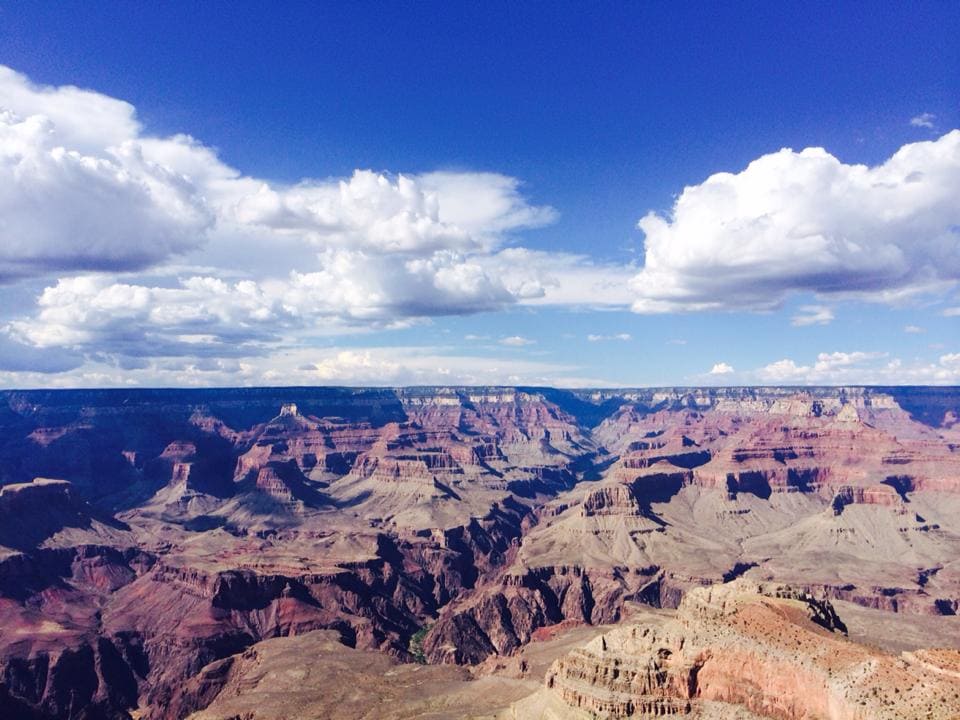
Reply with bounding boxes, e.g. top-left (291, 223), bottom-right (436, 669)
top-left (178, 630), bottom-right (529, 720)
top-left (0, 478), bottom-right (132, 553)
top-left (0, 388), bottom-right (602, 719)
top-left (511, 580), bottom-right (960, 719)
top-left (424, 388), bottom-right (960, 665)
